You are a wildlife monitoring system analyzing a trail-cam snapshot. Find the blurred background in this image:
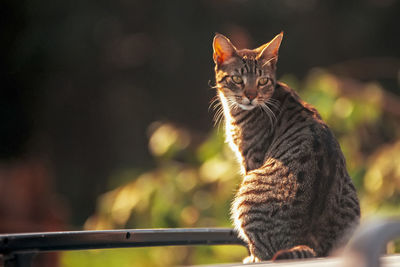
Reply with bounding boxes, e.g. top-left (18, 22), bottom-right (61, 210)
top-left (1, 0), bottom-right (400, 266)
